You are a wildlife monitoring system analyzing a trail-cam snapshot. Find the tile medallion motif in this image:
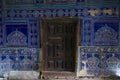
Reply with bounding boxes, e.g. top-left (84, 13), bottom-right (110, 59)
top-left (78, 46), bottom-right (120, 76)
